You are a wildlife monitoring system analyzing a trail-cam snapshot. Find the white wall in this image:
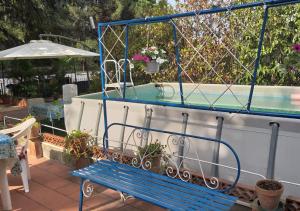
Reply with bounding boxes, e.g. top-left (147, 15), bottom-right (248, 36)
top-left (64, 91), bottom-right (300, 197)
